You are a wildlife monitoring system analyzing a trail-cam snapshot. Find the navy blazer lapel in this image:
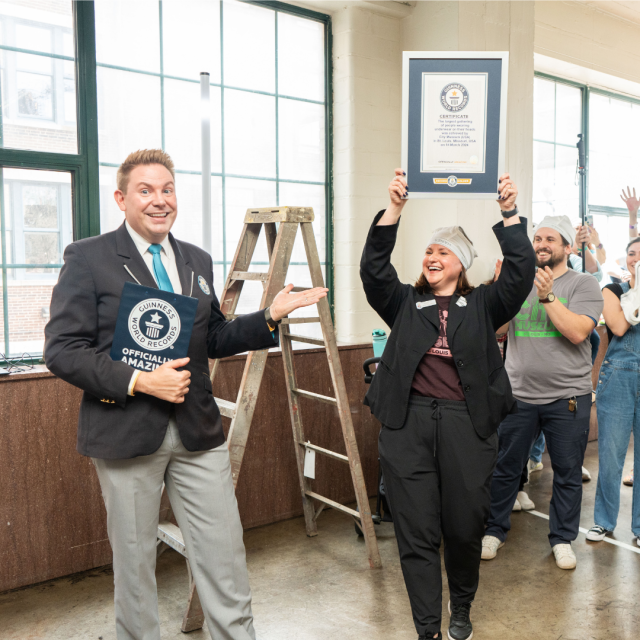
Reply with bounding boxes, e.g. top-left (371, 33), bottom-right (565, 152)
top-left (169, 234), bottom-right (194, 297)
top-left (415, 292), bottom-right (440, 330)
top-left (446, 293), bottom-right (467, 344)
top-left (115, 222), bottom-right (158, 289)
